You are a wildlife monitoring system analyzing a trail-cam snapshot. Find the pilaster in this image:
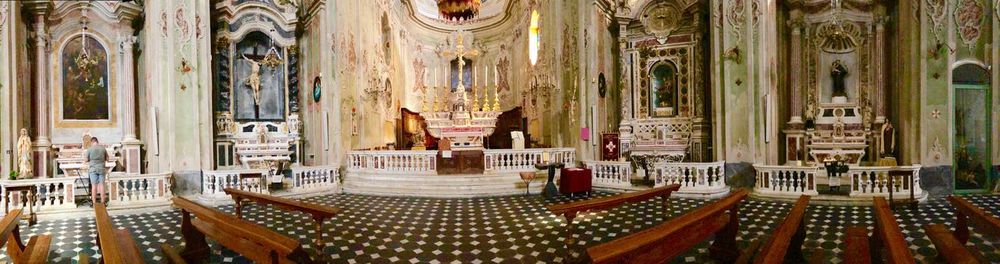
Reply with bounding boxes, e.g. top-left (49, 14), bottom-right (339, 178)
top-left (27, 3), bottom-right (50, 178)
